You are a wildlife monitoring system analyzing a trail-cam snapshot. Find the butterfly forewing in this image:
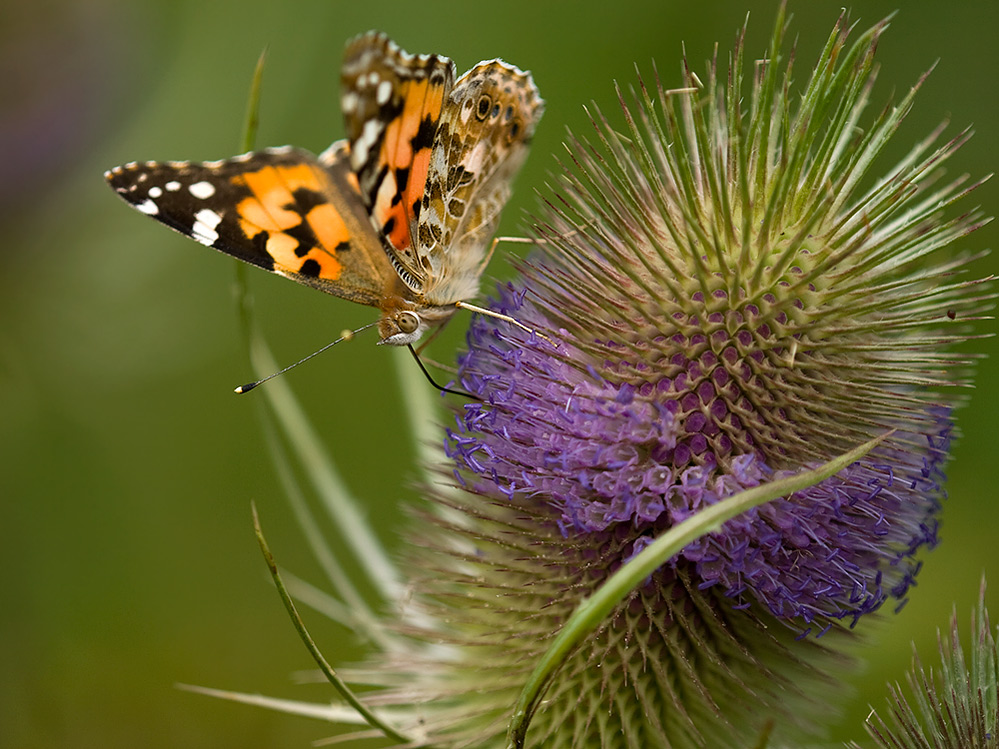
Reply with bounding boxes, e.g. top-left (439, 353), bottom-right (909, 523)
top-left (341, 31), bottom-right (455, 280)
top-left (105, 147), bottom-right (388, 305)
